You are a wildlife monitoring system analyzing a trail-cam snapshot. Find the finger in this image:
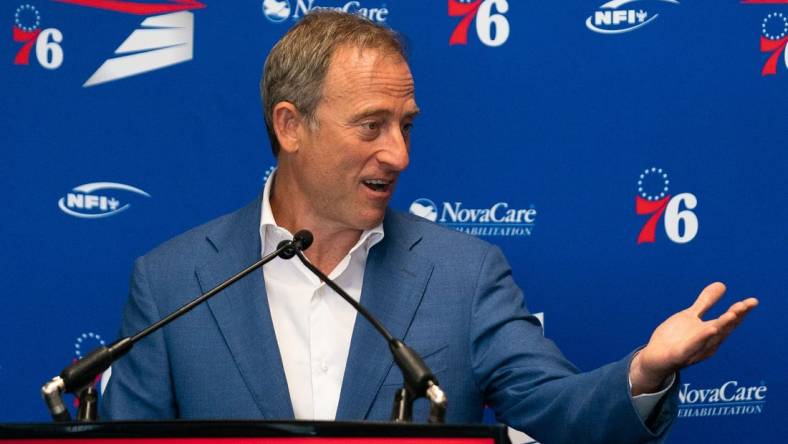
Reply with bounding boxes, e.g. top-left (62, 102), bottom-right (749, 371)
top-left (685, 323), bottom-right (721, 355)
top-left (708, 310), bottom-right (738, 335)
top-left (722, 315), bottom-right (744, 336)
top-left (702, 306), bottom-right (755, 358)
top-left (714, 298), bottom-right (757, 327)
top-left (688, 339), bottom-right (720, 366)
top-left (690, 282), bottom-right (727, 317)
top-left (727, 301), bottom-right (749, 319)
top-left (692, 299), bottom-right (758, 365)
top-left (690, 333), bottom-right (726, 365)
top-left (720, 300), bottom-right (758, 335)
top-left (742, 297), bottom-right (759, 309)
top-left (729, 298), bottom-right (759, 316)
